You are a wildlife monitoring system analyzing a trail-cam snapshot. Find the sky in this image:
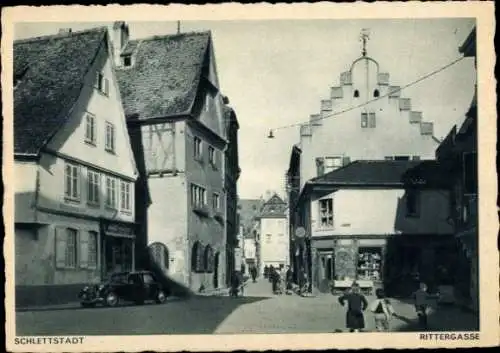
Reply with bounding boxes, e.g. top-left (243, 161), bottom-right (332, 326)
top-left (15, 18), bottom-right (476, 200)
